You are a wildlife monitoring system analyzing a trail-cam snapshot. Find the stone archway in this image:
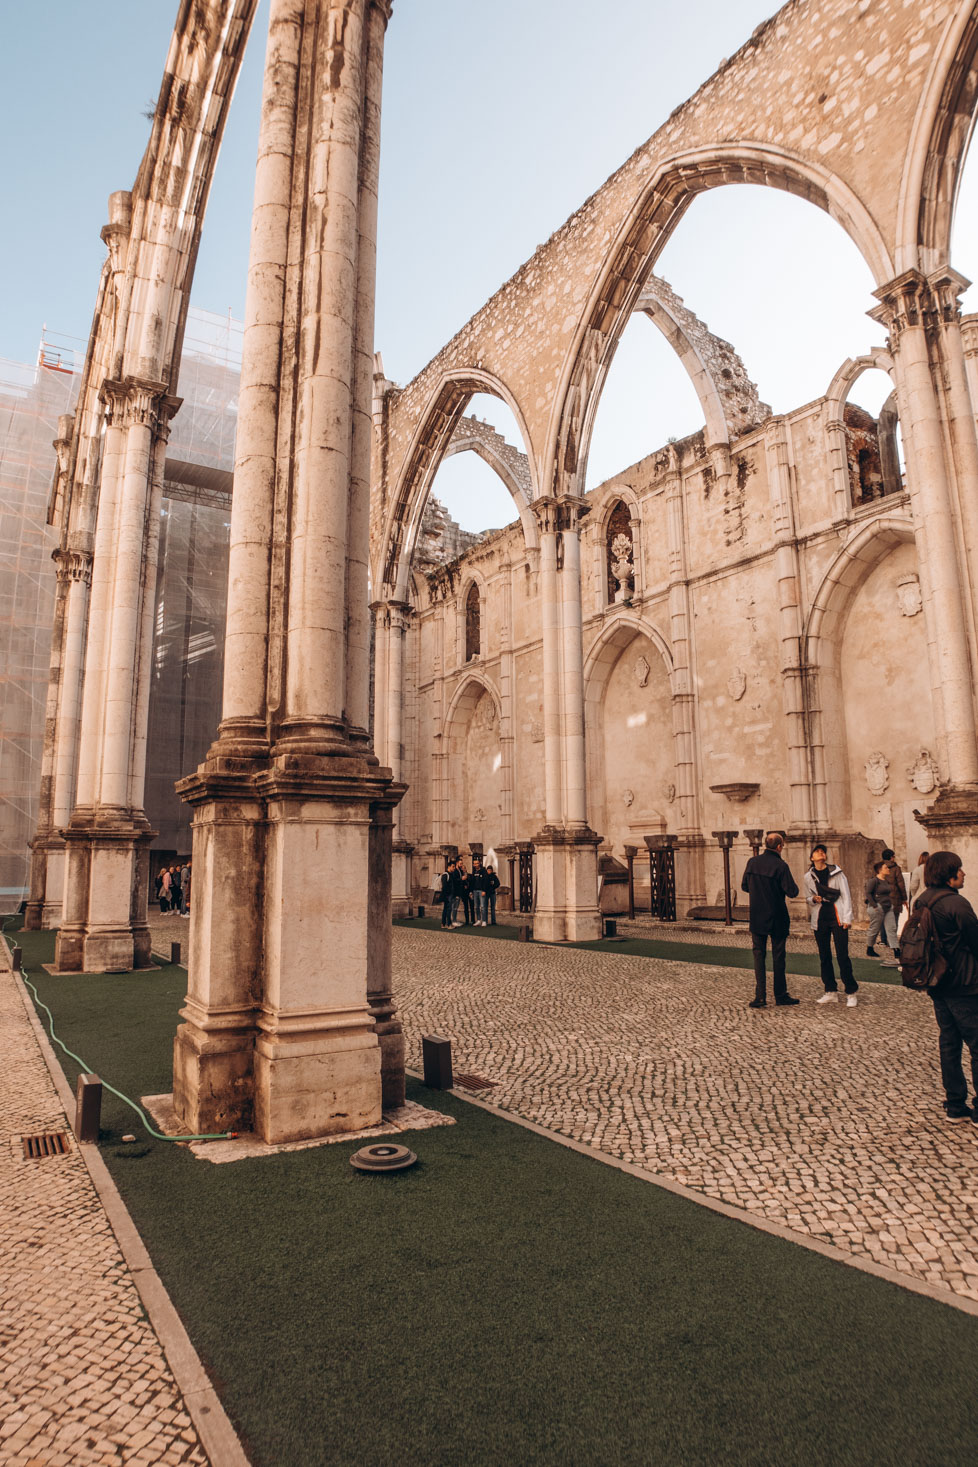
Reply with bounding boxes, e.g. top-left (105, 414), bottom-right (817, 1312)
top-left (443, 674), bottom-right (505, 855)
